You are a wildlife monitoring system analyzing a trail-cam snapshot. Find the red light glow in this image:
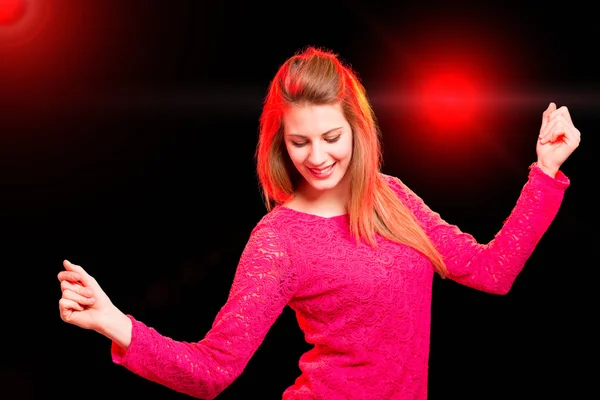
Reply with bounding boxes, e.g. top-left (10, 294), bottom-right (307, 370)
top-left (0, 0), bottom-right (27, 26)
top-left (416, 71), bottom-right (479, 131)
